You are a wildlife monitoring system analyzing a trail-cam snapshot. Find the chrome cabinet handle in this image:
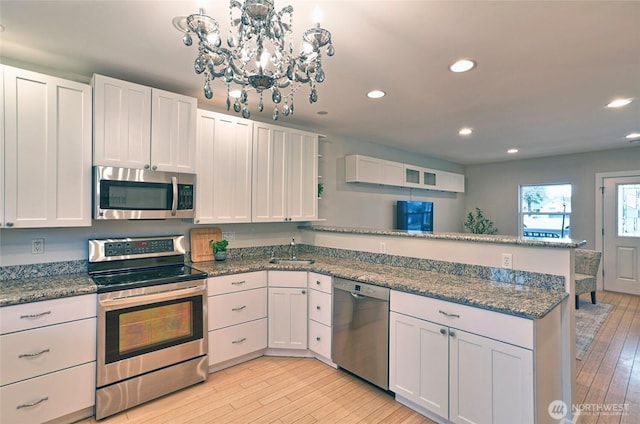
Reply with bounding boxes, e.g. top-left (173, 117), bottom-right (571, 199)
top-left (316, 305), bottom-right (321, 310)
top-left (302, 290), bottom-right (306, 294)
top-left (315, 280), bottom-right (321, 285)
top-left (17, 397), bottom-right (48, 410)
top-left (231, 280), bottom-right (246, 285)
top-left (19, 348), bottom-right (50, 359)
top-left (438, 310), bottom-right (460, 318)
top-left (440, 328), bottom-right (447, 335)
top-left (232, 305), bottom-right (246, 311)
top-left (449, 330), bottom-right (456, 337)
top-left (6, 222), bottom-right (13, 227)
top-left (316, 337), bottom-right (321, 341)
top-left (20, 311), bottom-right (51, 319)
top-left (232, 338), bottom-right (246, 344)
